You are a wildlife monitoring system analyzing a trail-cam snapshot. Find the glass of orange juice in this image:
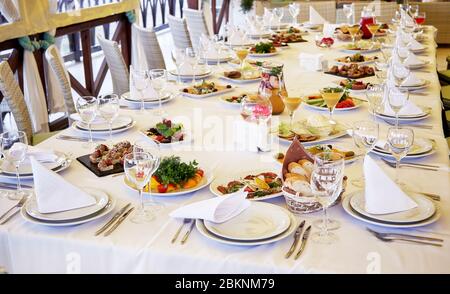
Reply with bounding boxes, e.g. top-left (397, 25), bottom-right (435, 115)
top-left (235, 47), bottom-right (249, 72)
top-left (282, 96), bottom-right (302, 127)
top-left (367, 21), bottom-right (382, 44)
top-left (347, 24), bottom-right (361, 44)
top-left (319, 87), bottom-right (345, 124)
